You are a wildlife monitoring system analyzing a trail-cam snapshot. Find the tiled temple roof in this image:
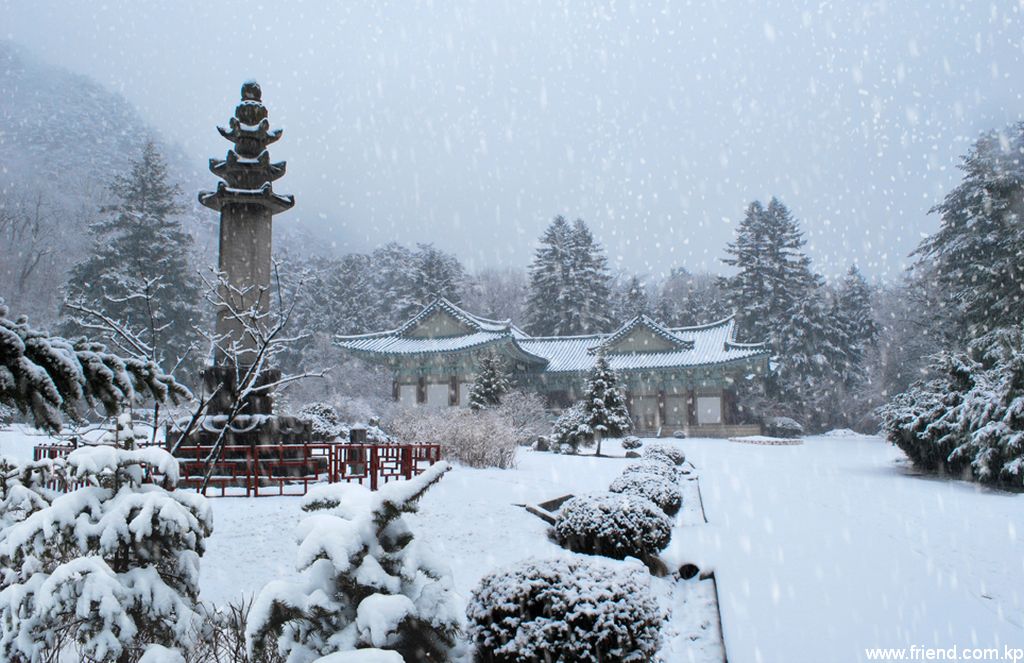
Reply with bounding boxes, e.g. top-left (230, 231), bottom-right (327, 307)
top-left (335, 298), bottom-right (768, 372)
